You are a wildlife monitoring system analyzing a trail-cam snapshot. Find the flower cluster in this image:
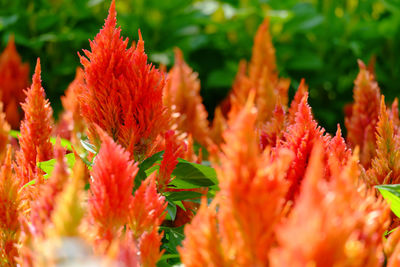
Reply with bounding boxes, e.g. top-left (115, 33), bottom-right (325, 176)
top-left (1, 0), bottom-right (400, 266)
